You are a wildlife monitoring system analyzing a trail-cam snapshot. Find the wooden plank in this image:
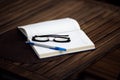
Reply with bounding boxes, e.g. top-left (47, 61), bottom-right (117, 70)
top-left (45, 27), bottom-right (120, 80)
top-left (0, 0), bottom-right (61, 34)
top-left (86, 45), bottom-right (120, 80)
top-left (19, 0), bottom-right (94, 70)
top-left (35, 4), bottom-right (120, 76)
top-left (40, 10), bottom-right (120, 79)
top-left (0, 59), bottom-right (48, 80)
top-left (27, 1), bottom-right (104, 73)
top-left (0, 0), bottom-right (120, 80)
